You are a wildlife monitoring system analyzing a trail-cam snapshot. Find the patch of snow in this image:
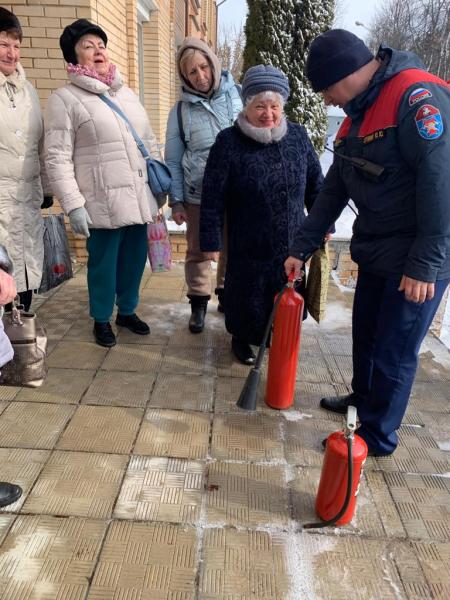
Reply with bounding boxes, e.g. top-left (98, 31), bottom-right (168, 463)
top-left (282, 411), bottom-right (313, 421)
top-left (437, 441), bottom-right (450, 451)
